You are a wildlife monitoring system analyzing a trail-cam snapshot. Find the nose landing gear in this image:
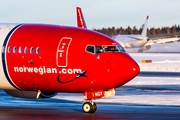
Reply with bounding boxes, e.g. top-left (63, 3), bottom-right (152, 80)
top-left (82, 89), bottom-right (115, 113)
top-left (82, 101), bottom-right (97, 113)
